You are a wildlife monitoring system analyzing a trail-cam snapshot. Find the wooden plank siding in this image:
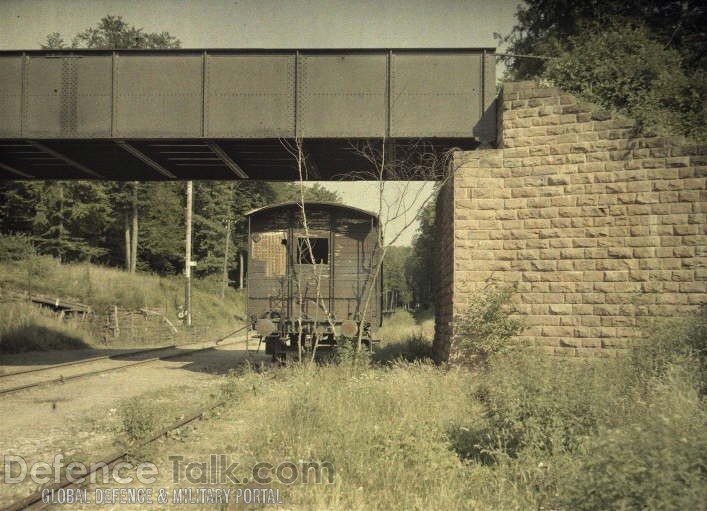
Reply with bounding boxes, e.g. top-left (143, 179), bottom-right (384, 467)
top-left (246, 203), bottom-right (381, 328)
